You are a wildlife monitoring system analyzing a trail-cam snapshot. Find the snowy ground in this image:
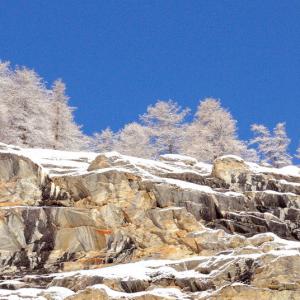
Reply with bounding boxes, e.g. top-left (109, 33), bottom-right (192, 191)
top-left (1, 142), bottom-right (299, 179)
